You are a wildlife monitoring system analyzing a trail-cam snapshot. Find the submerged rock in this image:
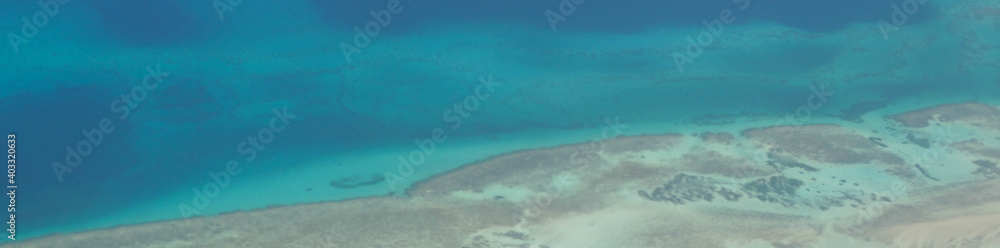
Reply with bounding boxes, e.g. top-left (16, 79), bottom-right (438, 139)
top-left (906, 133), bottom-right (931, 149)
top-left (742, 176), bottom-right (804, 206)
top-left (329, 174), bottom-right (386, 189)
